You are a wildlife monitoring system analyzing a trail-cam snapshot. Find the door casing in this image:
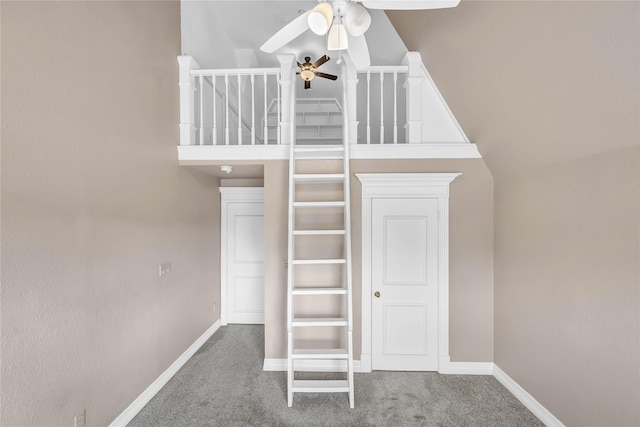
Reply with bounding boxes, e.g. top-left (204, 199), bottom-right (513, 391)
top-left (356, 173), bottom-right (460, 373)
top-left (220, 187), bottom-right (265, 325)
